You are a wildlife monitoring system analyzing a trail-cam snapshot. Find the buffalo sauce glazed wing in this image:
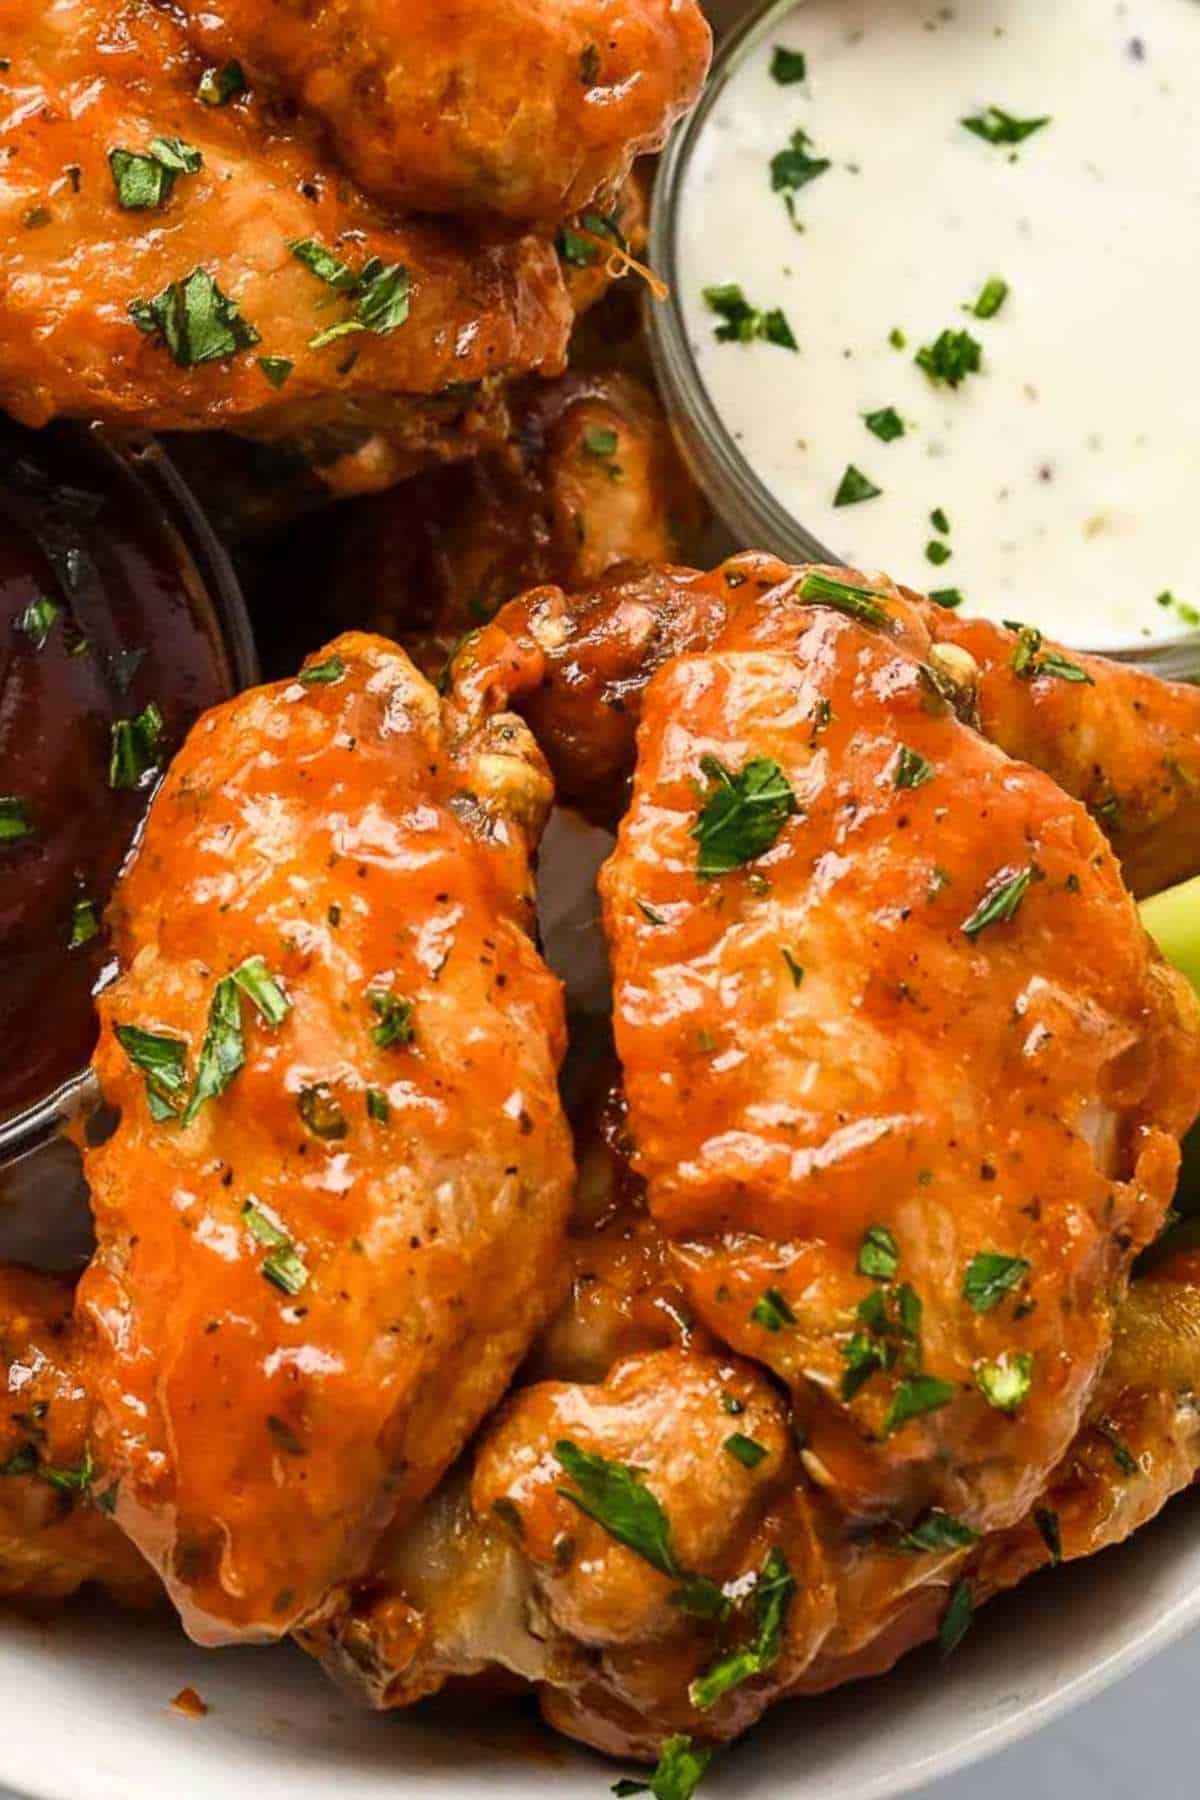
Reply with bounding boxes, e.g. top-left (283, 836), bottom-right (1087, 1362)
top-left (0, 0), bottom-right (571, 457)
top-left (171, 0), bottom-right (712, 225)
top-left (456, 558), bottom-right (1200, 1531)
top-left (77, 632), bottom-right (574, 1645)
